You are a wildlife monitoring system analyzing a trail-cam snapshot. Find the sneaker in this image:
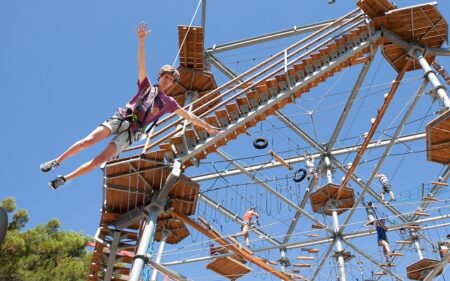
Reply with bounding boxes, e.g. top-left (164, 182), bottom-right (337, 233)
top-left (40, 160), bottom-right (59, 173)
top-left (48, 176), bottom-right (66, 190)
top-left (390, 198), bottom-right (396, 202)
